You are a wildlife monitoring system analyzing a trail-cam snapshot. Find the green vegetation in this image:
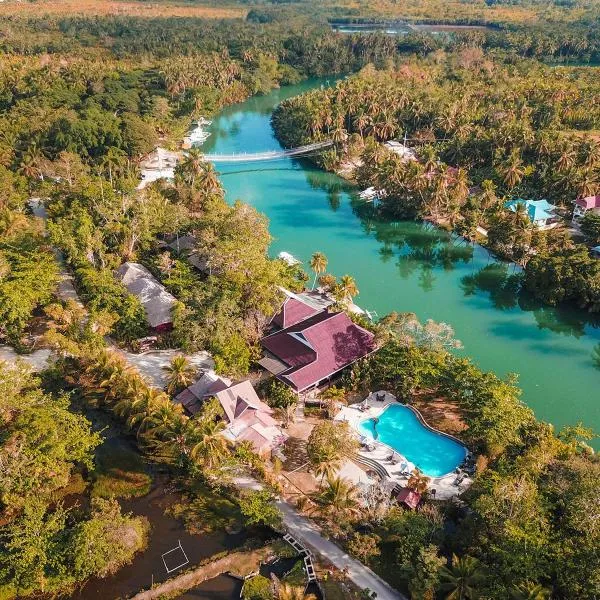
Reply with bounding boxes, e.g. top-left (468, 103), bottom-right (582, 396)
top-left (273, 56), bottom-right (600, 311)
top-left (92, 439), bottom-right (152, 499)
top-left (238, 490), bottom-right (282, 529)
top-left (1, 4), bottom-right (599, 599)
top-left (0, 363), bottom-right (148, 597)
top-left (242, 574), bottom-right (272, 600)
top-left (307, 420), bottom-right (359, 479)
top-left (315, 316), bottom-right (599, 598)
